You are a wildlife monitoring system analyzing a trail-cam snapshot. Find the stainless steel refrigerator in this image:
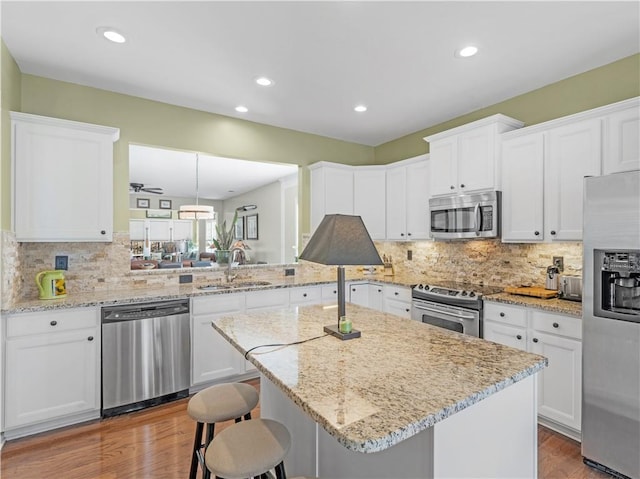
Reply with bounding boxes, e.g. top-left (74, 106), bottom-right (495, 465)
top-left (582, 170), bottom-right (640, 479)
